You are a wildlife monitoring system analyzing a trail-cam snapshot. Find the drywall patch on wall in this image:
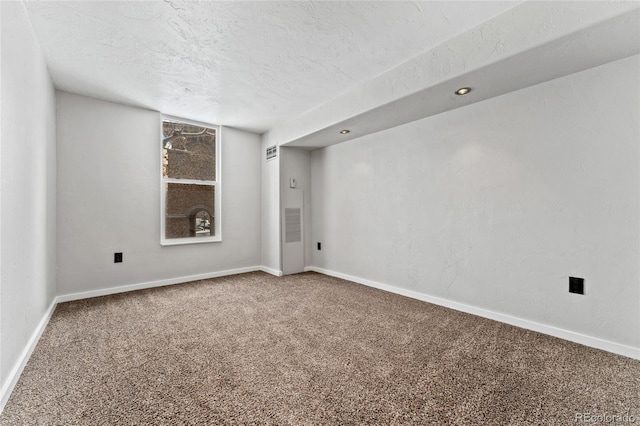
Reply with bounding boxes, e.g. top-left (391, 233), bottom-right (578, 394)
top-left (56, 92), bottom-right (261, 295)
top-left (310, 55), bottom-right (640, 350)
